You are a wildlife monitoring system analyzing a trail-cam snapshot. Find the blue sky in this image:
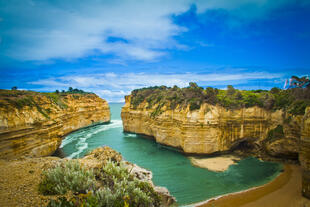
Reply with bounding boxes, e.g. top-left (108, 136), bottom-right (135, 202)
top-left (0, 0), bottom-right (309, 102)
